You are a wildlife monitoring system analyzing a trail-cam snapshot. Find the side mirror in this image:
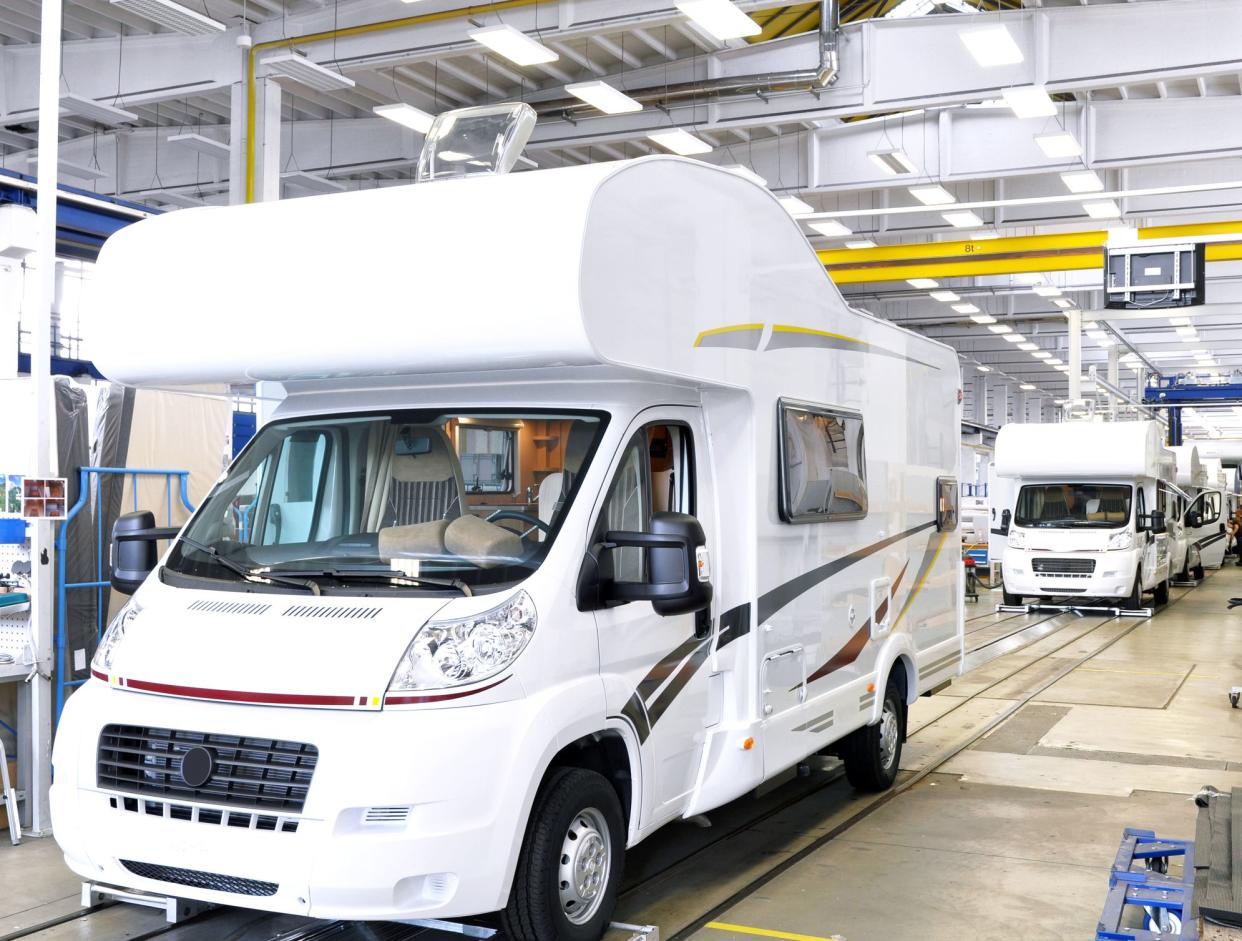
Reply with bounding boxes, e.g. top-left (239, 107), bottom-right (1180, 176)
top-left (576, 511), bottom-right (713, 616)
top-left (1187, 510), bottom-right (1204, 529)
top-left (111, 511), bottom-right (178, 594)
top-left (1149, 510), bottom-right (1167, 535)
